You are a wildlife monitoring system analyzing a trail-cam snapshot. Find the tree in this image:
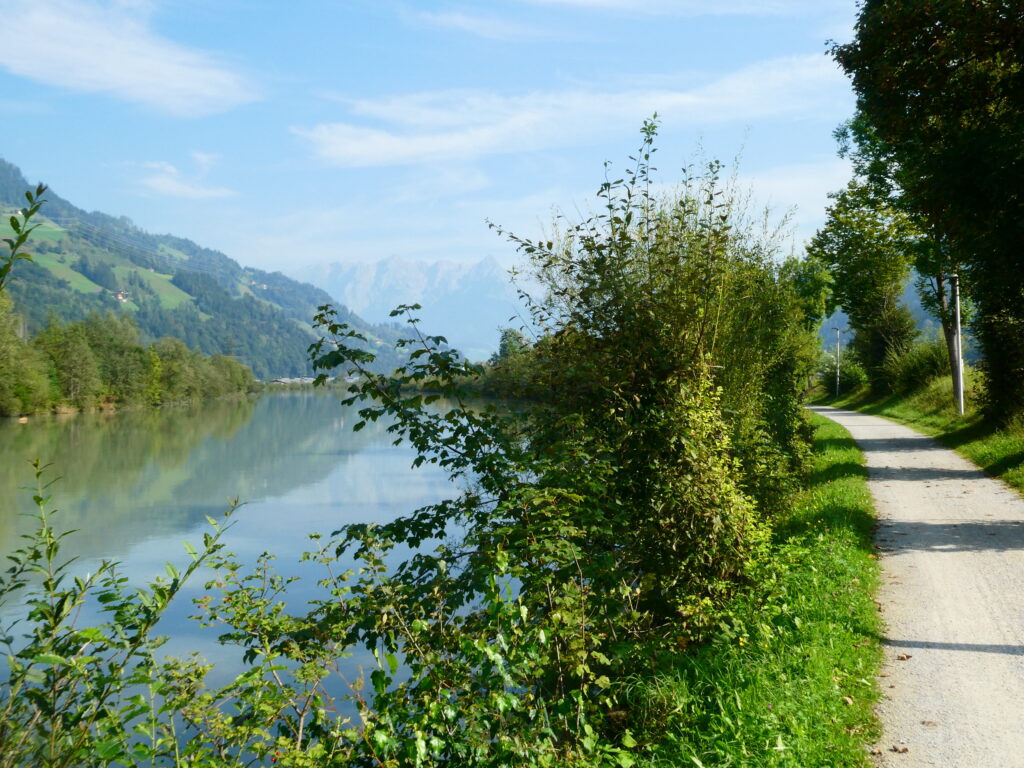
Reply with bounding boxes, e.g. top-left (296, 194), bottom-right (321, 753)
top-left (807, 180), bottom-right (918, 391)
top-left (833, 1), bottom-right (1024, 418)
top-left (152, 337), bottom-right (202, 401)
top-left (0, 293), bottom-right (52, 414)
top-left (488, 327), bottom-right (527, 366)
top-left (834, 116), bottom-right (968, 404)
top-left (79, 312), bottom-right (147, 403)
top-left (35, 323), bottom-right (102, 408)
top-left (75, 255), bottom-right (118, 291)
